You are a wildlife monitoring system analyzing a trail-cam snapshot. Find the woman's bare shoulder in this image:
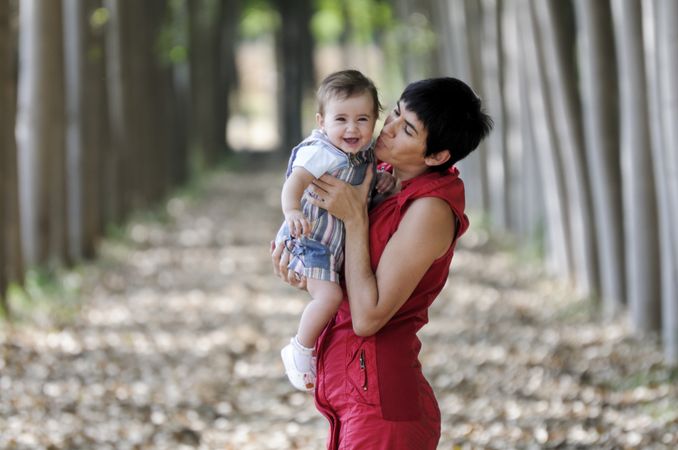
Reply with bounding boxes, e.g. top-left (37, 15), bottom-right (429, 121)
top-left (398, 197), bottom-right (456, 257)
